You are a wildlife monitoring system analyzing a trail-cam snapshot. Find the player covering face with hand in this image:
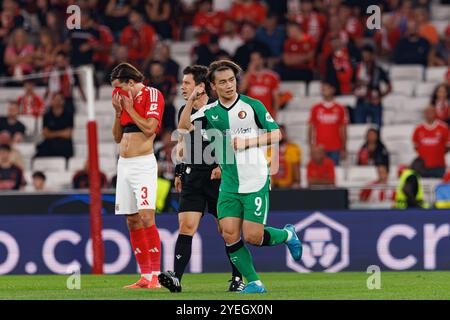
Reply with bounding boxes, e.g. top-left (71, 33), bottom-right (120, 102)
top-left (110, 63), bottom-right (165, 289)
top-left (178, 60), bottom-right (302, 293)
